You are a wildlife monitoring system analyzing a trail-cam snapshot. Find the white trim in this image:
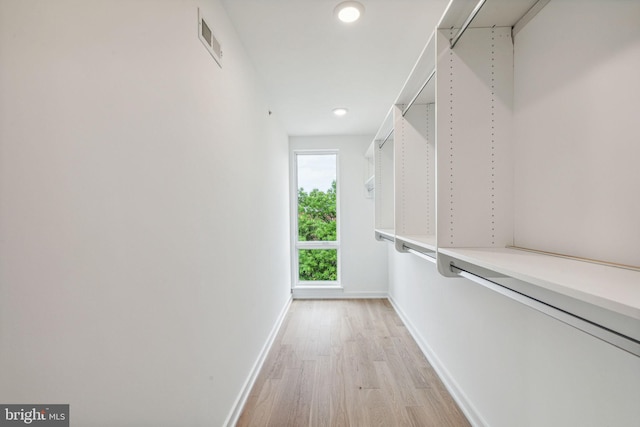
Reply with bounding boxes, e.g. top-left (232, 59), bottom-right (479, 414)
top-left (223, 295), bottom-right (293, 427)
top-left (296, 241), bottom-right (340, 250)
top-left (290, 149), bottom-right (341, 287)
top-left (387, 295), bottom-right (488, 427)
top-left (293, 289), bottom-right (387, 299)
top-left (295, 283), bottom-right (342, 288)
